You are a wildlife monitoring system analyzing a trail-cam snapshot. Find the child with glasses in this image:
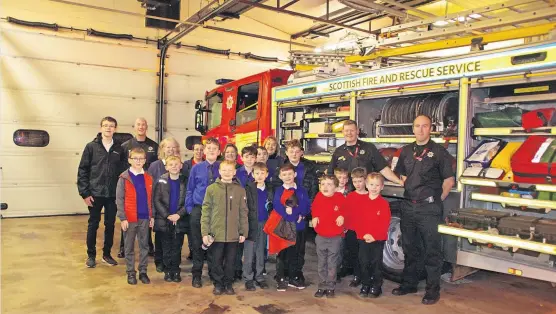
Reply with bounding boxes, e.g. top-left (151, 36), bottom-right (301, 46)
top-left (116, 147), bottom-right (154, 285)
